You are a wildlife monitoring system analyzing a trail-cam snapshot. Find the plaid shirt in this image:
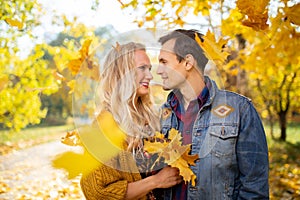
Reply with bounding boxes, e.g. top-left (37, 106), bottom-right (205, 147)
top-left (168, 85), bottom-right (209, 200)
